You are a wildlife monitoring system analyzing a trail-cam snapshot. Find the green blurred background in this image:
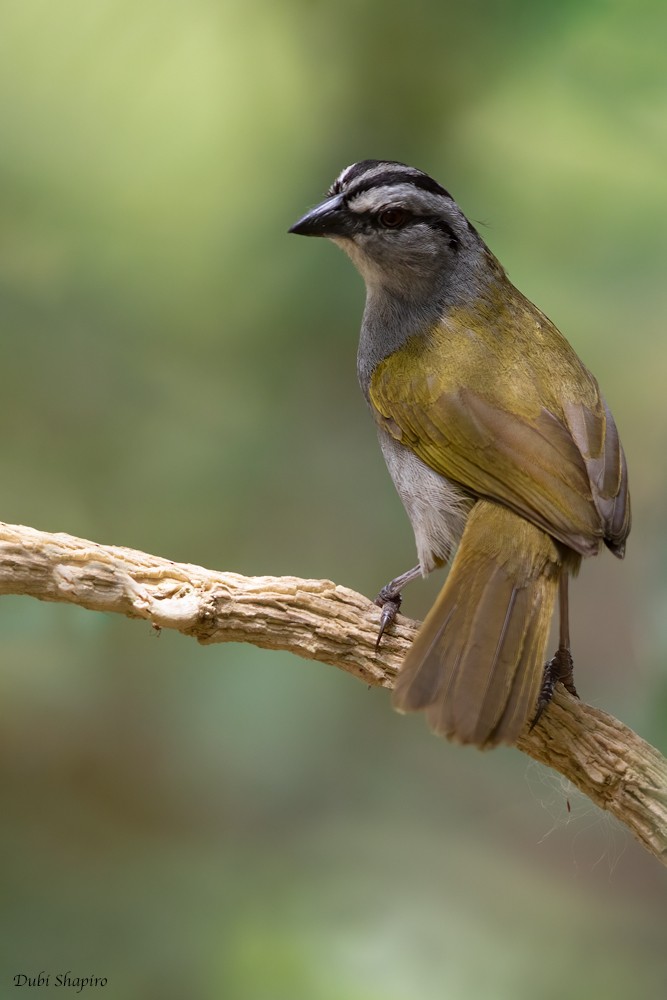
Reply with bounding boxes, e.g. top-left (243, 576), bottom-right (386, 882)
top-left (1, 1), bottom-right (666, 997)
